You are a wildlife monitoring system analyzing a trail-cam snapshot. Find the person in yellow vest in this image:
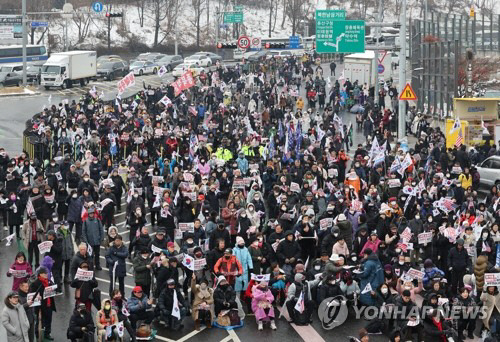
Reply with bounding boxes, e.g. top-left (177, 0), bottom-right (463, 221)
top-left (242, 143), bottom-right (255, 158)
top-left (458, 167), bottom-right (473, 189)
top-left (215, 147), bottom-right (233, 161)
top-left (296, 97), bottom-right (304, 111)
